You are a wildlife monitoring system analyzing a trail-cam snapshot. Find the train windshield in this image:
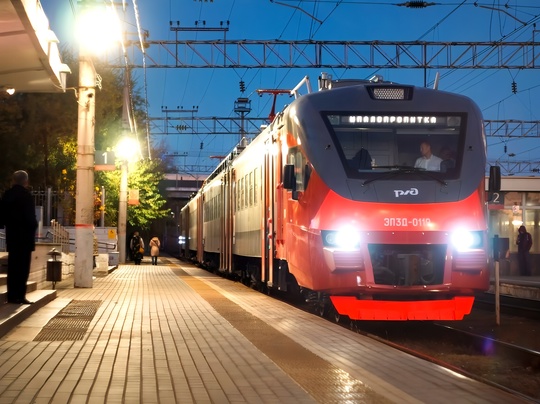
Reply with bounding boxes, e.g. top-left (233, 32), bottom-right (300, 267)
top-left (325, 113), bottom-right (464, 179)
